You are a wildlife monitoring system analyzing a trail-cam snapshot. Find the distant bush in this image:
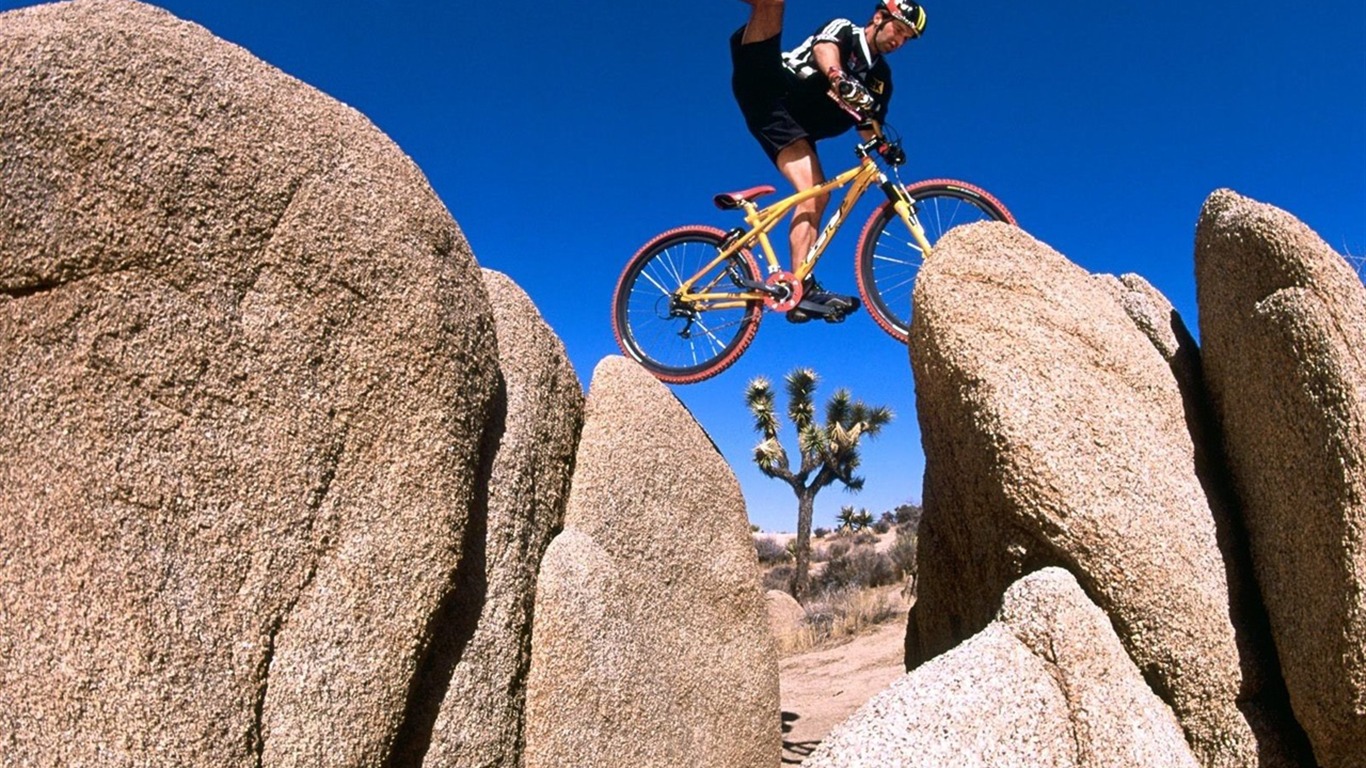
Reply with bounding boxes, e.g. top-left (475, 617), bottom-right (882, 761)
top-left (762, 564), bottom-right (794, 593)
top-left (810, 542), bottom-right (831, 563)
top-left (754, 536), bottom-right (791, 565)
top-left (887, 528), bottom-right (917, 580)
top-left (823, 538), bottom-right (851, 562)
top-left (894, 503), bottom-right (923, 529)
top-left (814, 527), bottom-right (830, 539)
top-left (819, 545), bottom-right (896, 592)
top-left (780, 586), bottom-right (904, 655)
